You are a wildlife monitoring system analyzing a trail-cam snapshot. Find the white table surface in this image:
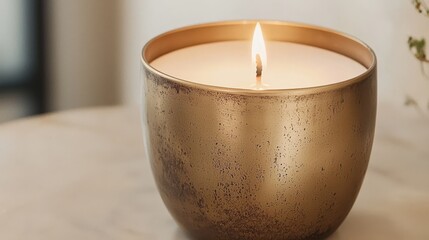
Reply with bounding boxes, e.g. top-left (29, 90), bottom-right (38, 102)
top-left (0, 105), bottom-right (428, 240)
